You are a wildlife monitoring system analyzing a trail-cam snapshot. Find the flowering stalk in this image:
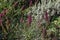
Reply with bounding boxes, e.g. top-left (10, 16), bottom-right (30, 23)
top-left (1, 8), bottom-right (8, 15)
top-left (0, 13), bottom-right (4, 18)
top-left (44, 11), bottom-right (50, 25)
top-left (27, 13), bottom-right (32, 26)
top-left (44, 11), bottom-right (49, 21)
top-left (42, 27), bottom-right (47, 38)
top-left (0, 8), bottom-right (8, 25)
top-left (29, 0), bottom-right (32, 6)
